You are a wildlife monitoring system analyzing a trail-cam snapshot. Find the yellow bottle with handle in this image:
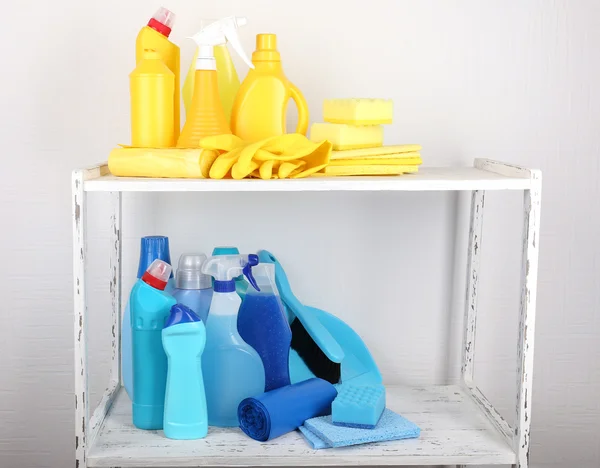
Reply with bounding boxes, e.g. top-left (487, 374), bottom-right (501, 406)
top-left (231, 34), bottom-right (309, 141)
top-left (130, 49), bottom-right (175, 147)
top-left (136, 7), bottom-right (180, 140)
top-left (183, 44), bottom-right (241, 124)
